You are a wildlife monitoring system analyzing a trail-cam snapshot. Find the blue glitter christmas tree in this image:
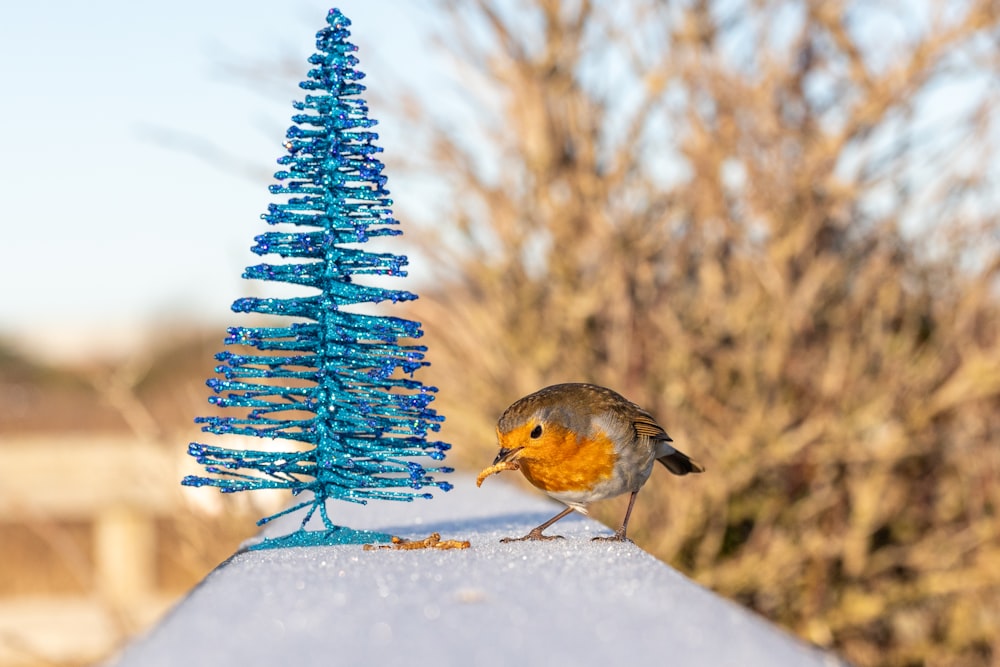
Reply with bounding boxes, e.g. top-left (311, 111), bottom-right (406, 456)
top-left (182, 8), bottom-right (453, 550)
